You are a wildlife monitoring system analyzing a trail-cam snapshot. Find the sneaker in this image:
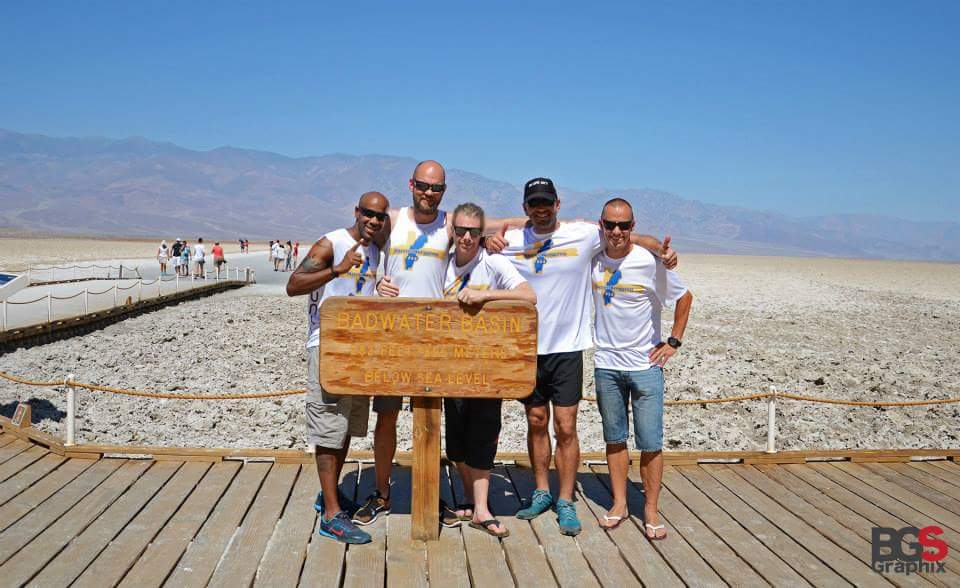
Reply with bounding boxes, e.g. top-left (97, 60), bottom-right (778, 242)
top-left (314, 491), bottom-right (360, 517)
top-left (318, 511), bottom-right (372, 544)
top-left (556, 499), bottom-right (581, 536)
top-left (516, 489), bottom-right (553, 520)
top-left (352, 490), bottom-right (391, 526)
